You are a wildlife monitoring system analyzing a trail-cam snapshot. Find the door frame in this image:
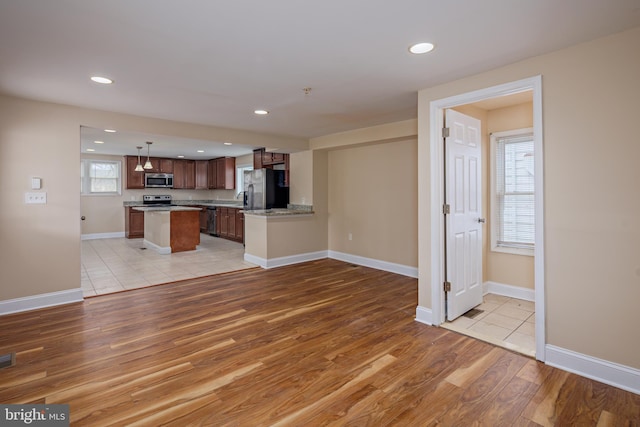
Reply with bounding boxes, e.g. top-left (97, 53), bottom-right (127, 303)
top-left (428, 76), bottom-right (546, 361)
